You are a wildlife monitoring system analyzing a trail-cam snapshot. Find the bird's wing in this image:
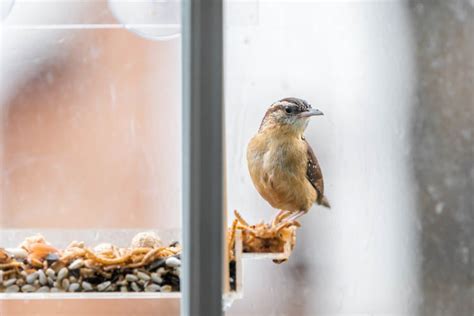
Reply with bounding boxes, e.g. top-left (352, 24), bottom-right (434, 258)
top-left (303, 137), bottom-right (330, 207)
